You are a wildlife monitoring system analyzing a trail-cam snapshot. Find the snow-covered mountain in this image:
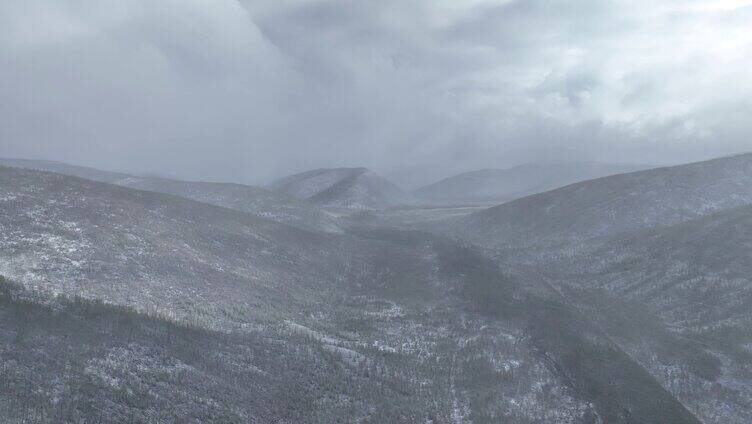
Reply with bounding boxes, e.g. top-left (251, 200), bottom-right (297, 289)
top-left (0, 165), bottom-right (343, 326)
top-left (563, 204), bottom-right (752, 332)
top-left (446, 153), bottom-right (752, 248)
top-left (269, 167), bottom-right (417, 209)
top-left (0, 165), bottom-right (700, 423)
top-left (415, 161), bottom-right (648, 206)
top-left (0, 158), bottom-right (340, 233)
top-left (419, 153), bottom-right (752, 424)
top-left (537, 204), bottom-right (752, 423)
